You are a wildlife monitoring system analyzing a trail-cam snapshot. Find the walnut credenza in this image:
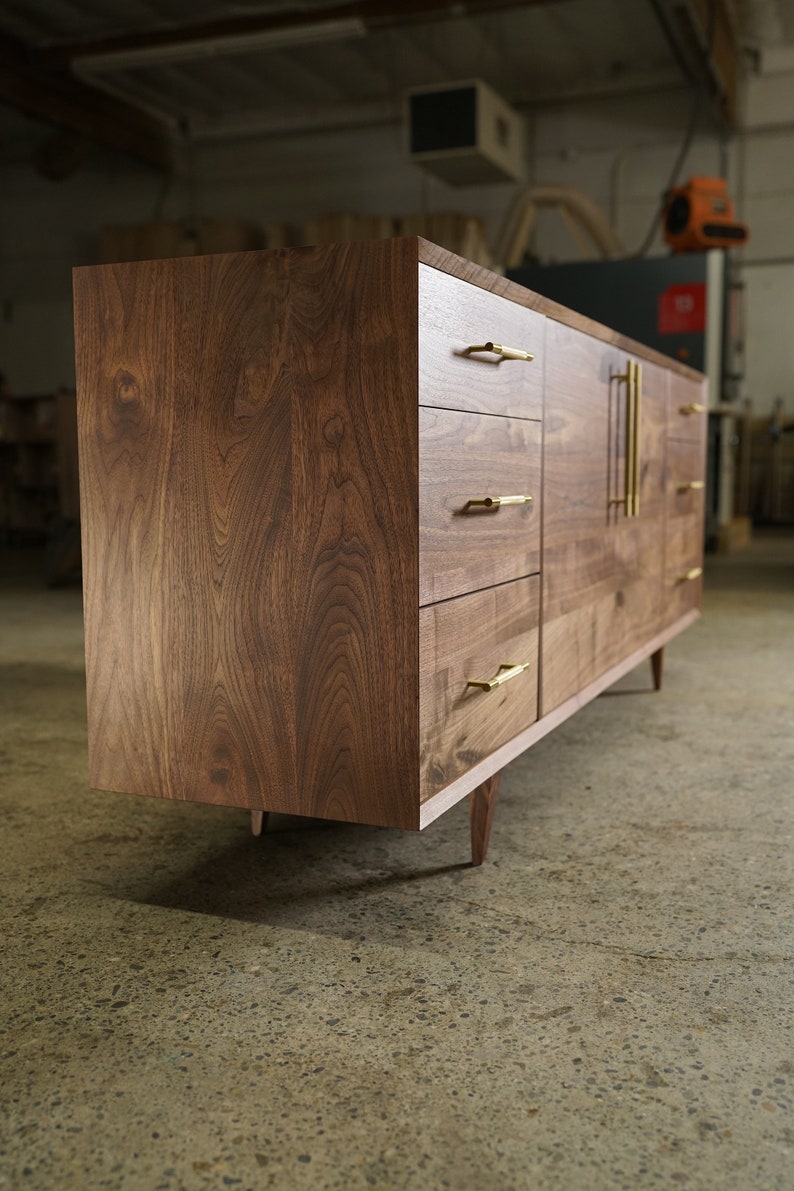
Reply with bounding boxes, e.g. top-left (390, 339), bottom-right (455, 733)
top-left (73, 237), bottom-right (706, 865)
